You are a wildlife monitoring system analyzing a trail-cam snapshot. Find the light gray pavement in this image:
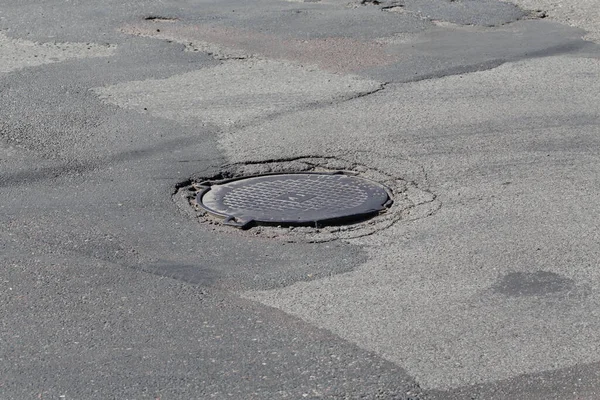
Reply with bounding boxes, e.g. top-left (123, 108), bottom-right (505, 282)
top-left (1, 0), bottom-right (600, 398)
top-left (503, 0), bottom-right (600, 42)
